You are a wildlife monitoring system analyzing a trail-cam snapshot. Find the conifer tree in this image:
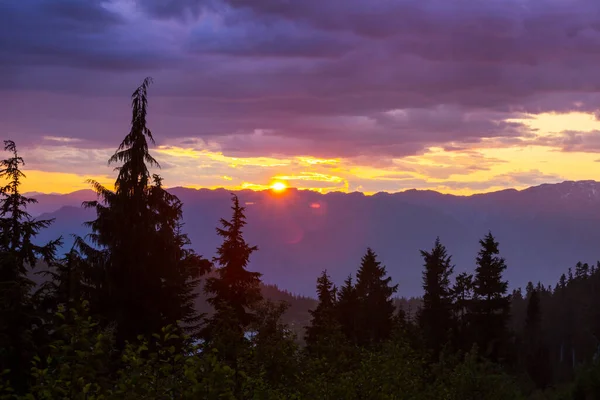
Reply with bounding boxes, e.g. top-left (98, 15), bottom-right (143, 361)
top-left (354, 248), bottom-right (398, 346)
top-left (202, 193), bottom-right (262, 397)
top-left (452, 272), bottom-right (474, 322)
top-left (452, 272), bottom-right (474, 351)
top-left (203, 194), bottom-right (262, 339)
top-left (0, 140), bottom-right (61, 391)
top-left (82, 78), bottom-right (209, 345)
top-left (305, 270), bottom-right (340, 353)
top-left (523, 288), bottom-right (552, 389)
top-left (336, 274), bottom-right (359, 344)
top-left (36, 244), bottom-right (88, 315)
top-left (472, 231), bottom-right (510, 362)
top-left (248, 299), bottom-right (299, 393)
top-left (418, 237), bottom-right (454, 358)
